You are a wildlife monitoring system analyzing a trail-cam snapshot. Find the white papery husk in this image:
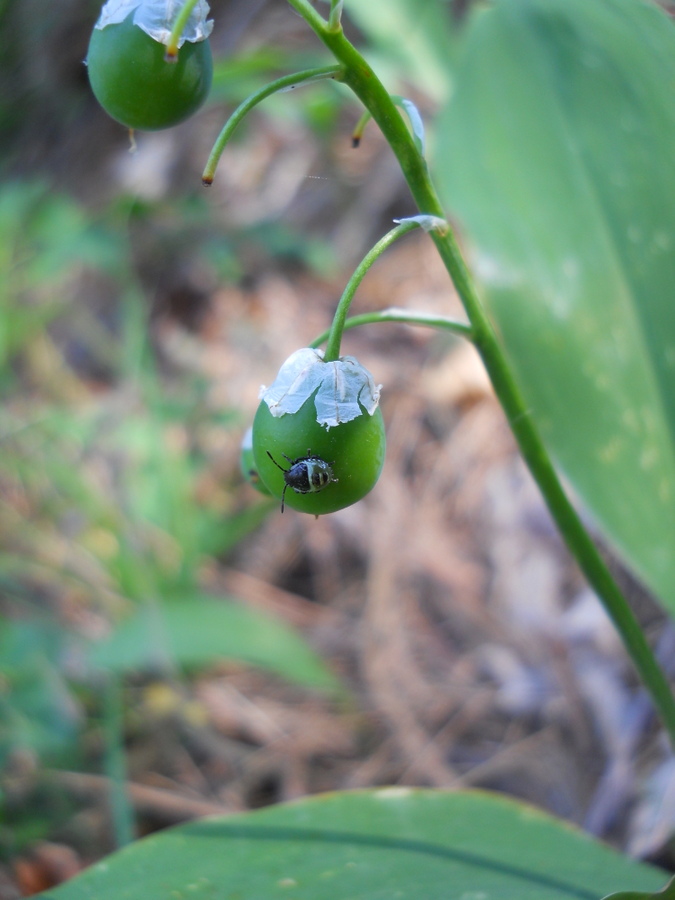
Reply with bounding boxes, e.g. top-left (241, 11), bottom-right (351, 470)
top-left (259, 348), bottom-right (382, 430)
top-left (95, 0), bottom-right (213, 46)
